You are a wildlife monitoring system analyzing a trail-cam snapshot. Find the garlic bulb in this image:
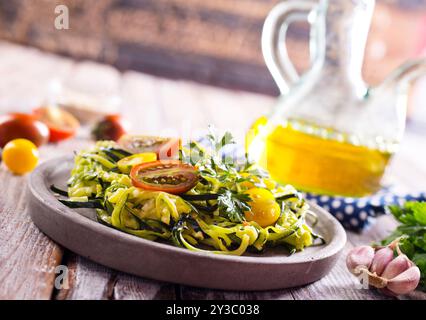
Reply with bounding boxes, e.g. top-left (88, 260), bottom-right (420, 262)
top-left (346, 238), bottom-right (420, 296)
